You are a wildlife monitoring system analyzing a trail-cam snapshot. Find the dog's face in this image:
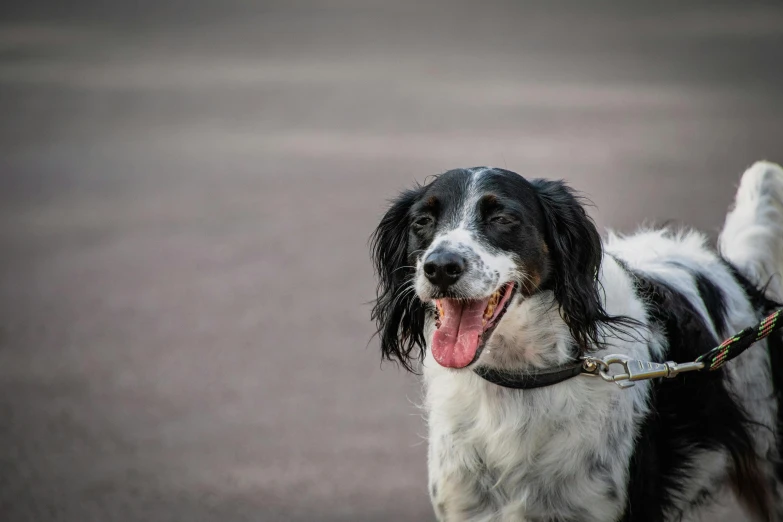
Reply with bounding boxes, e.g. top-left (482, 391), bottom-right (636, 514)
top-left (371, 167), bottom-right (608, 372)
top-left (407, 169), bottom-right (551, 368)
